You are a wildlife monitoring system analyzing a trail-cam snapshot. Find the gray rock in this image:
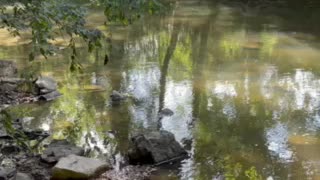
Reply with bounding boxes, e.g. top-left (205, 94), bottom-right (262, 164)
top-left (16, 173), bottom-right (33, 180)
top-left (35, 76), bottom-right (57, 95)
top-left (0, 60), bottom-right (17, 77)
top-left (110, 90), bottom-right (126, 102)
top-left (0, 167), bottom-right (16, 180)
top-left (41, 140), bottom-right (84, 164)
top-left (128, 130), bottom-right (187, 165)
top-left (0, 145), bottom-right (20, 155)
top-left (181, 137), bottom-right (193, 151)
top-left (159, 108), bottom-right (174, 116)
top-left (16, 156), bottom-right (50, 180)
top-left (0, 124), bottom-right (10, 139)
top-left (0, 83), bottom-right (17, 92)
top-left (52, 154), bottom-right (110, 179)
top-left (0, 158), bottom-right (16, 168)
top-left (38, 90), bottom-right (61, 101)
